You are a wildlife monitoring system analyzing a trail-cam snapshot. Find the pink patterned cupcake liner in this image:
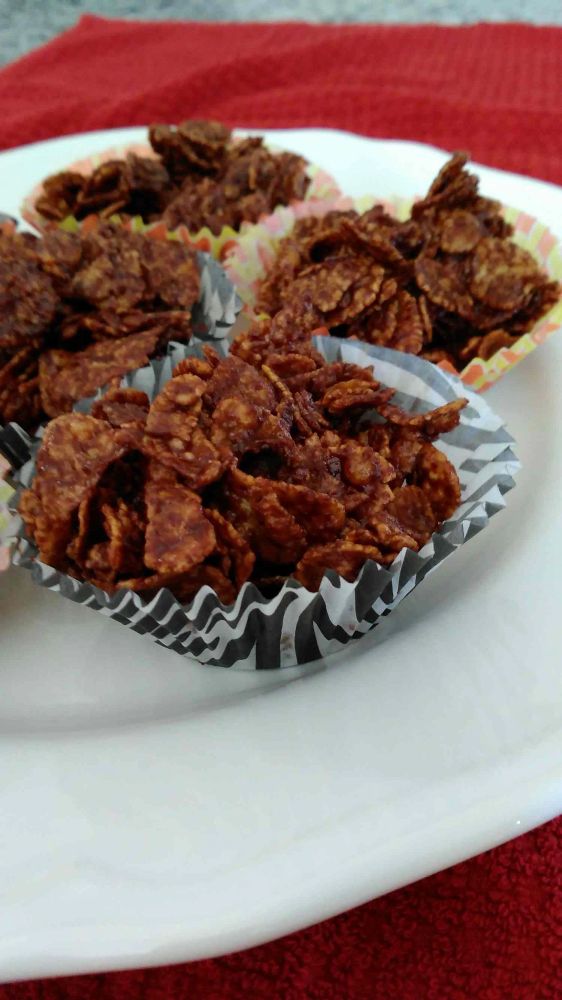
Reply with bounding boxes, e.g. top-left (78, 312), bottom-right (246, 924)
top-left (224, 196), bottom-right (562, 393)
